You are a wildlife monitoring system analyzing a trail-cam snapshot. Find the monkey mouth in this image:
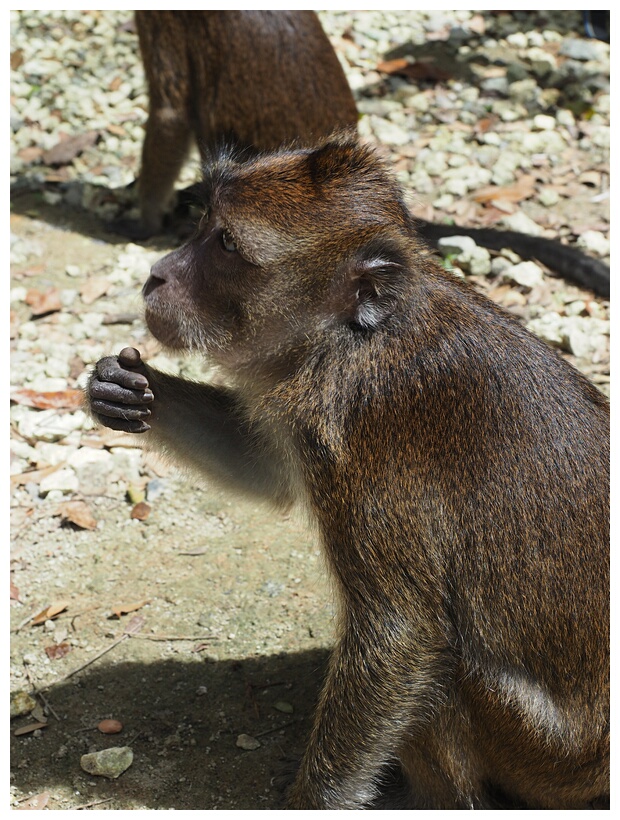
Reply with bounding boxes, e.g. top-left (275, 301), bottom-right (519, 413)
top-left (144, 306), bottom-right (187, 350)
